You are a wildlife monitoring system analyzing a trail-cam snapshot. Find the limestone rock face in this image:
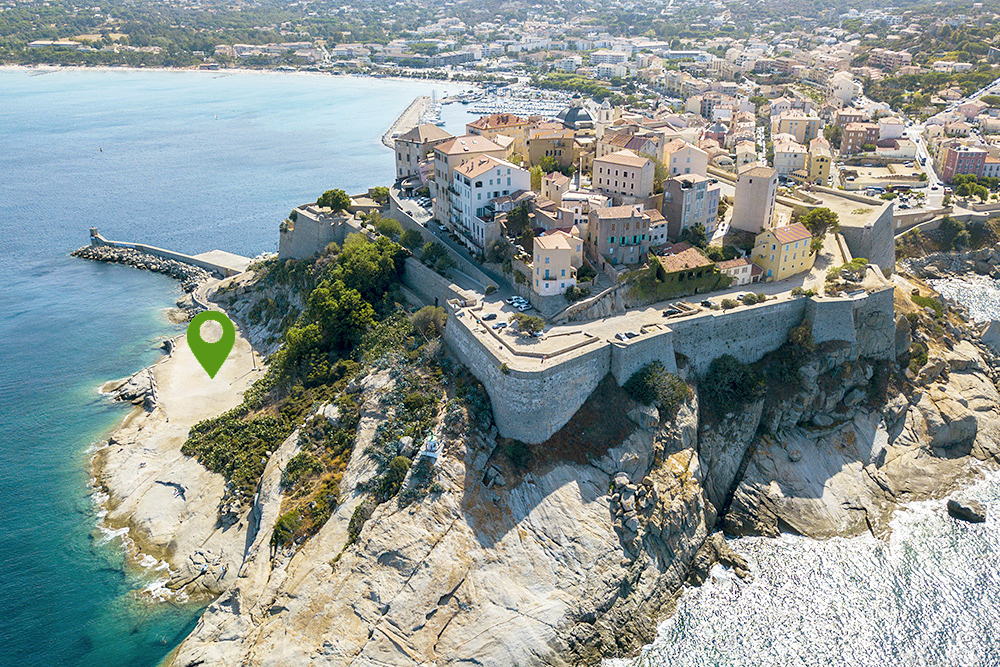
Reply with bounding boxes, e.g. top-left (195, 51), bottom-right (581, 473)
top-left (168, 384), bottom-right (720, 667)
